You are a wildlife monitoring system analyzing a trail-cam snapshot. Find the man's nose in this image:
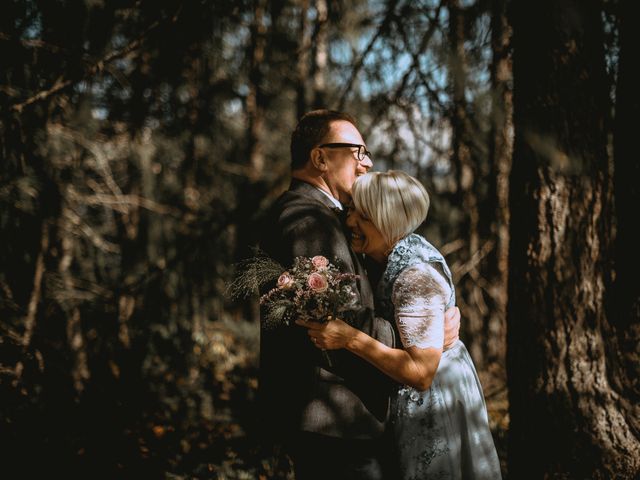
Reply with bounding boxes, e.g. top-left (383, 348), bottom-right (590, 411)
top-left (361, 155), bottom-right (373, 169)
